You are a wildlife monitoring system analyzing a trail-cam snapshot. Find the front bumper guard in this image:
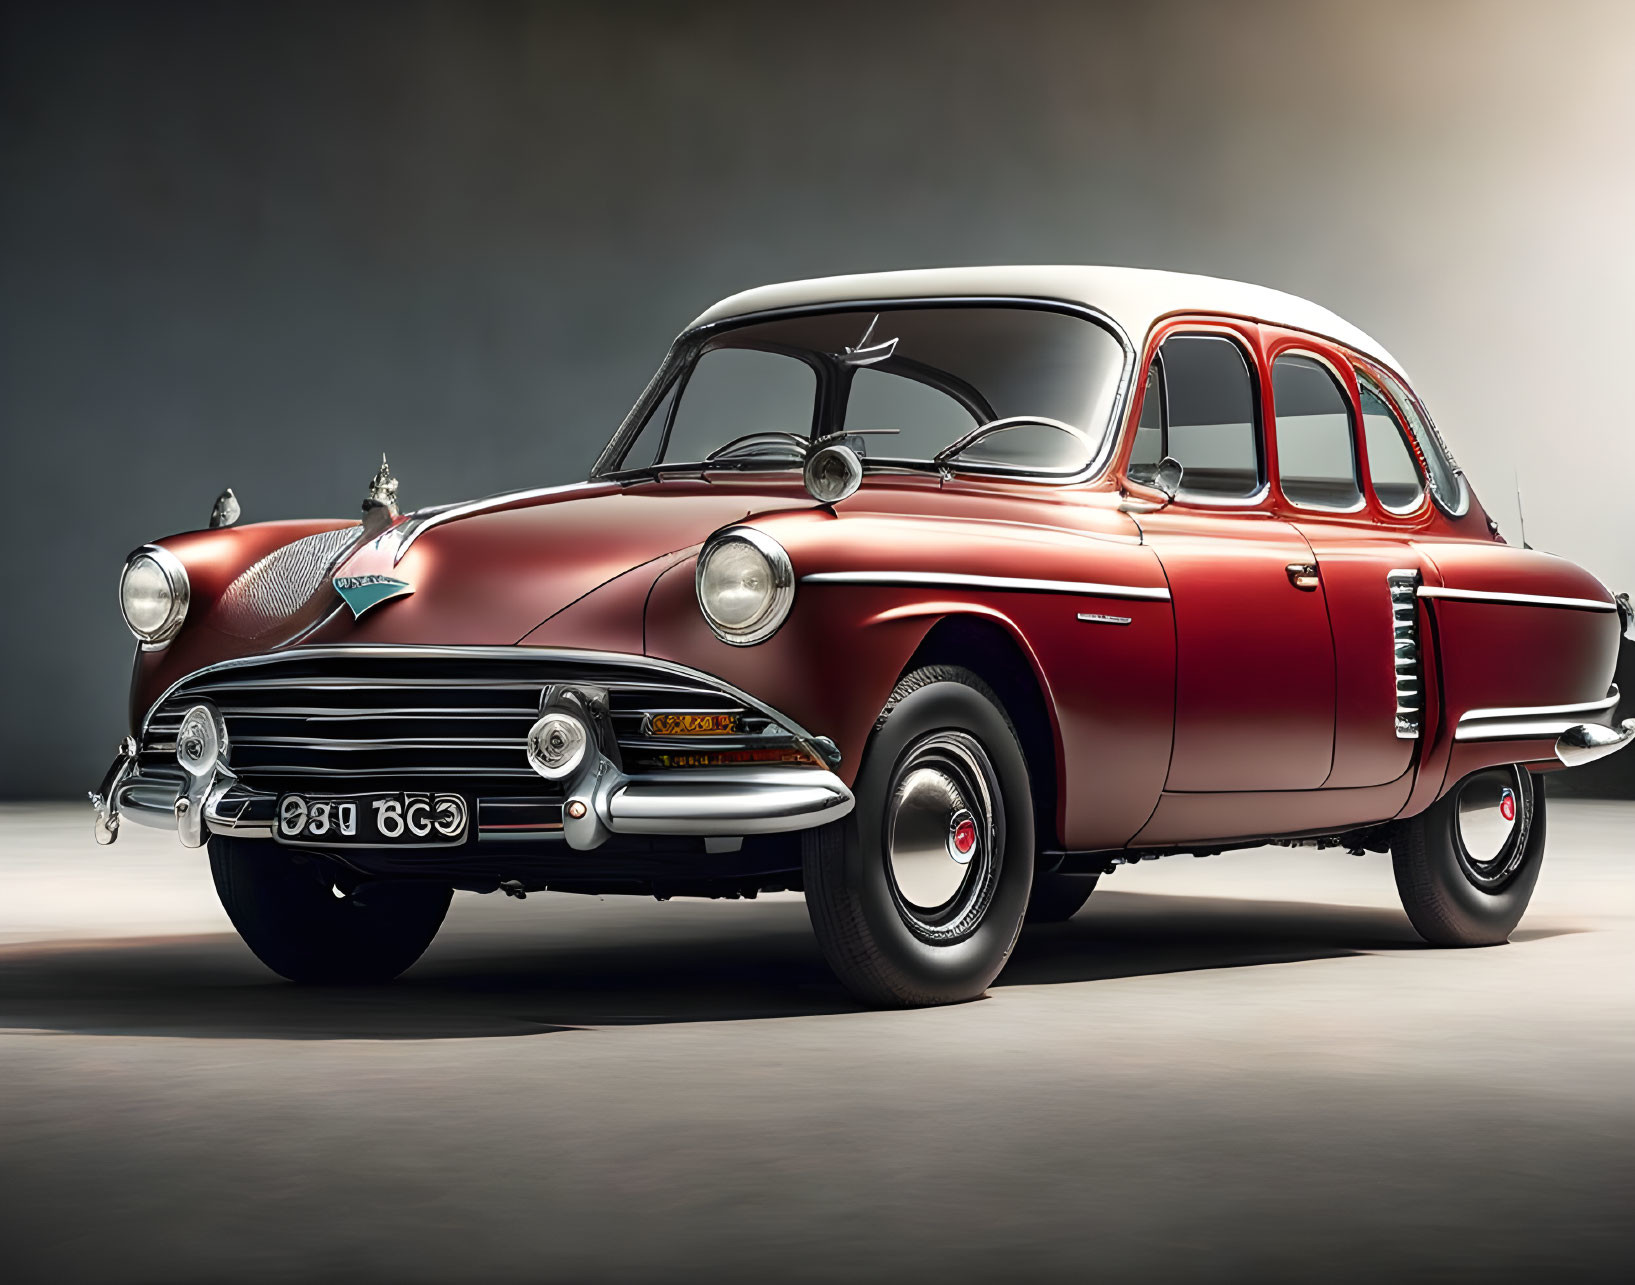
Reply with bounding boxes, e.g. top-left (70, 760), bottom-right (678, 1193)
top-left (91, 746), bottom-right (854, 853)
